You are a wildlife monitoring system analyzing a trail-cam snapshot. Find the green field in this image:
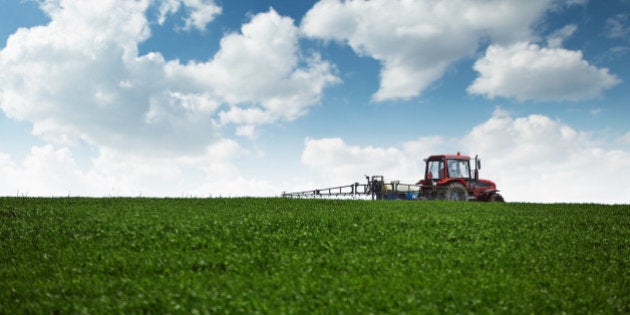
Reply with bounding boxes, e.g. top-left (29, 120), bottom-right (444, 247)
top-left (1, 198), bottom-right (628, 313)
